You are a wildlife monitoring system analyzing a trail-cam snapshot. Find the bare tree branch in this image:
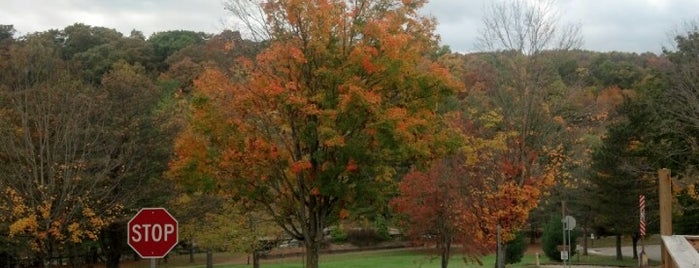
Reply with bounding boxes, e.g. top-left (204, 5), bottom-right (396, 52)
top-left (477, 0), bottom-right (582, 55)
top-left (224, 0), bottom-right (271, 41)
